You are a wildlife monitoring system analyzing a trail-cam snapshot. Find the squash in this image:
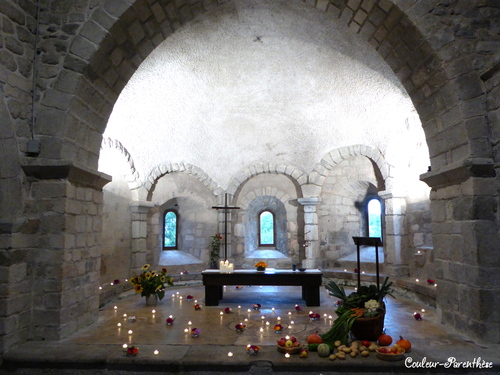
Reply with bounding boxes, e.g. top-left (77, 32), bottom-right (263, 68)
top-left (396, 336), bottom-right (411, 352)
top-left (317, 343), bottom-right (330, 357)
top-left (307, 331), bottom-right (323, 344)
